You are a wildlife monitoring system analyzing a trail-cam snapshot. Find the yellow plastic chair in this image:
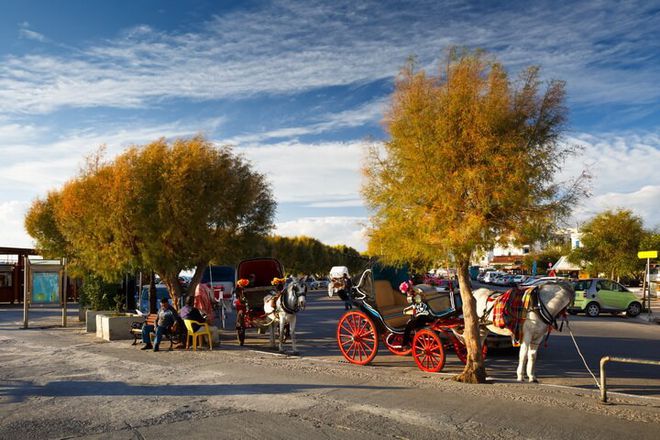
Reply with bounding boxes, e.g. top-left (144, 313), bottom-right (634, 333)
top-left (184, 319), bottom-right (213, 351)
